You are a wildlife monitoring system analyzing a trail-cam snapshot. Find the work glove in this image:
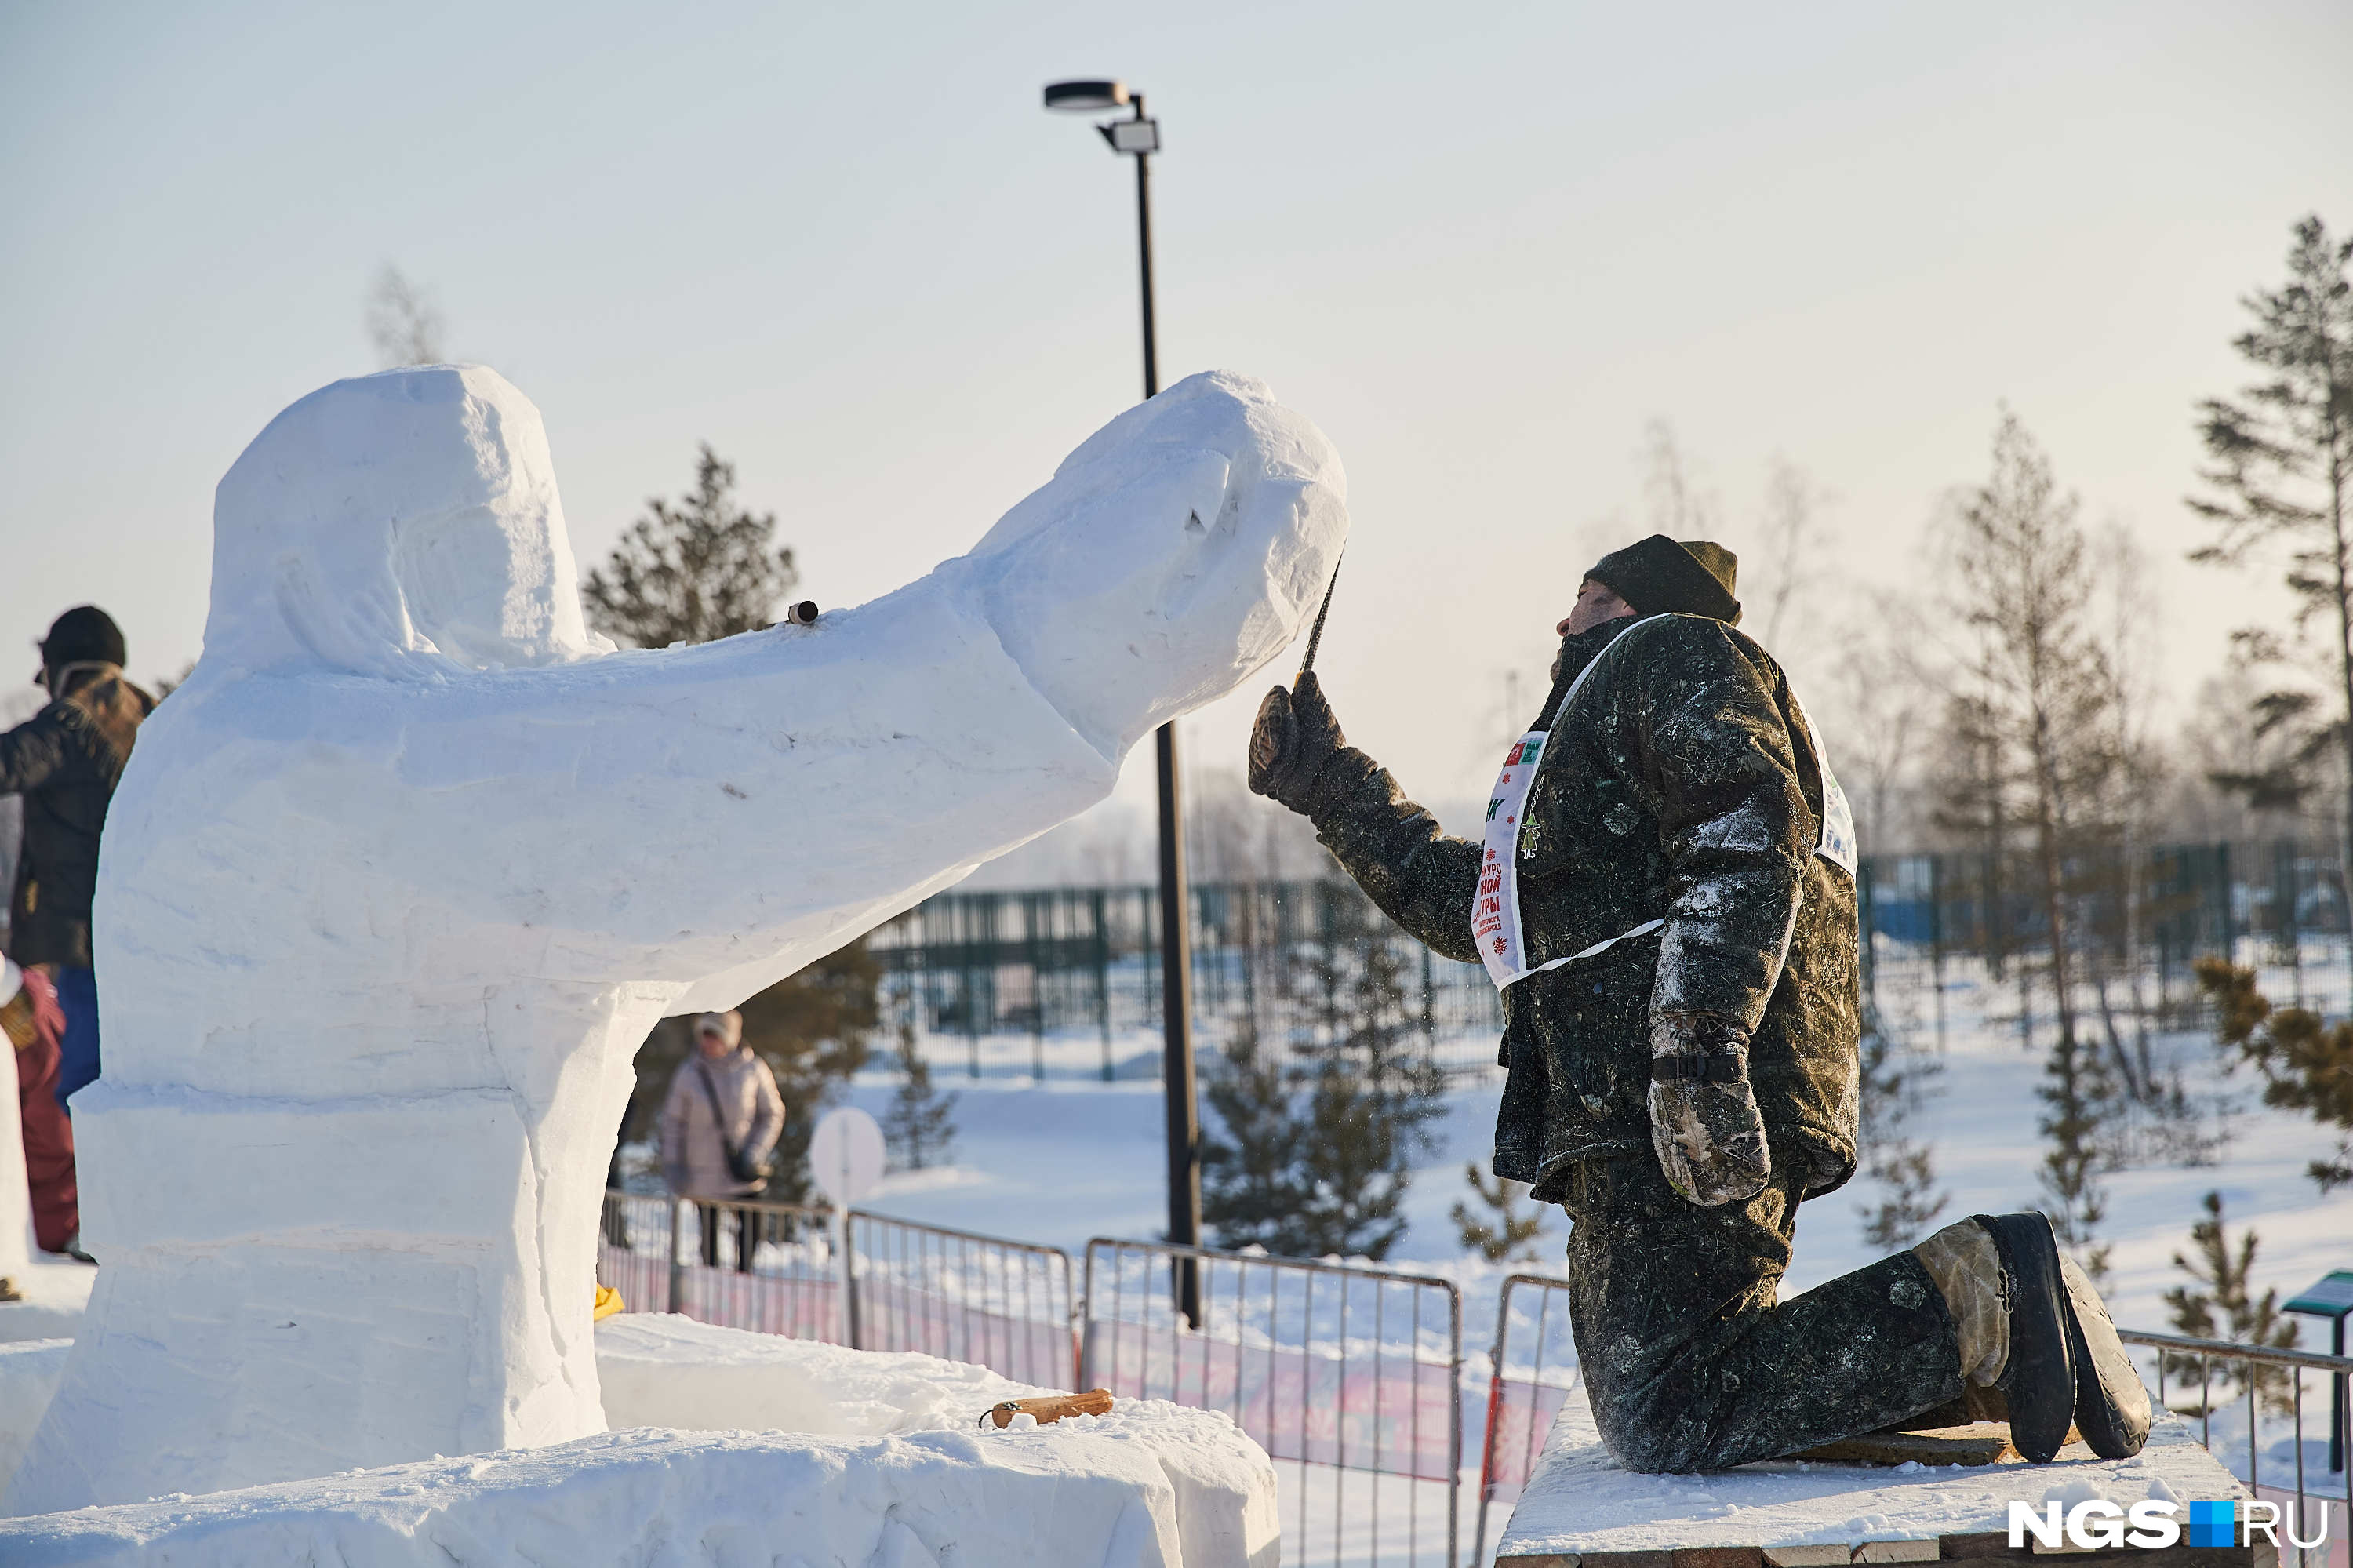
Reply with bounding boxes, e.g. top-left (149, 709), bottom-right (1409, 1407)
top-left (1647, 1010), bottom-right (1771, 1206)
top-left (1248, 671), bottom-right (1349, 816)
